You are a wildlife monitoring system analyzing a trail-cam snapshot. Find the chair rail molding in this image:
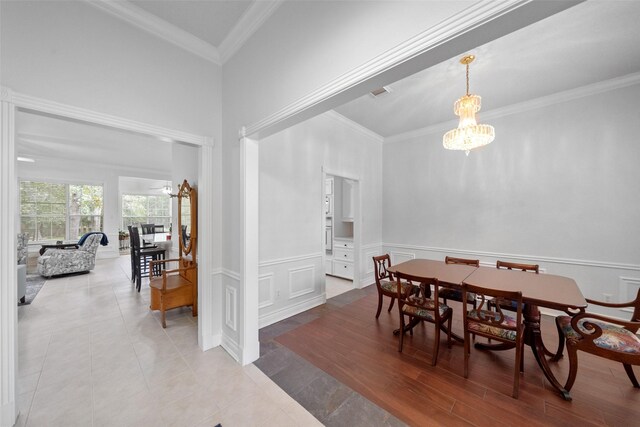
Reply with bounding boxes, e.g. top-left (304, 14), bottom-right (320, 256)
top-left (384, 242), bottom-right (640, 272)
top-left (0, 87), bottom-right (18, 427)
